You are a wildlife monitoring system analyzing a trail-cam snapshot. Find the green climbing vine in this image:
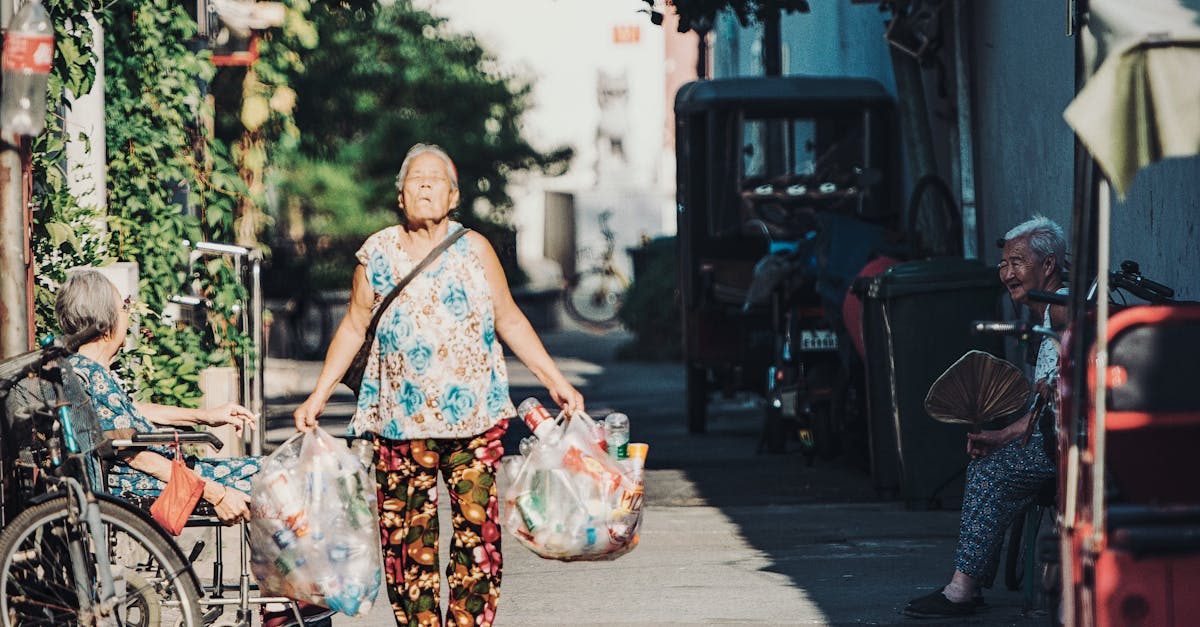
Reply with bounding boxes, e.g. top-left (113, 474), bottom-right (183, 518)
top-left (31, 1), bottom-right (107, 330)
top-left (30, 2), bottom-right (312, 407)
